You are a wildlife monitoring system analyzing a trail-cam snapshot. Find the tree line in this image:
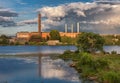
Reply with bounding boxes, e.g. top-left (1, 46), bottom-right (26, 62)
top-left (0, 30), bottom-right (120, 47)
